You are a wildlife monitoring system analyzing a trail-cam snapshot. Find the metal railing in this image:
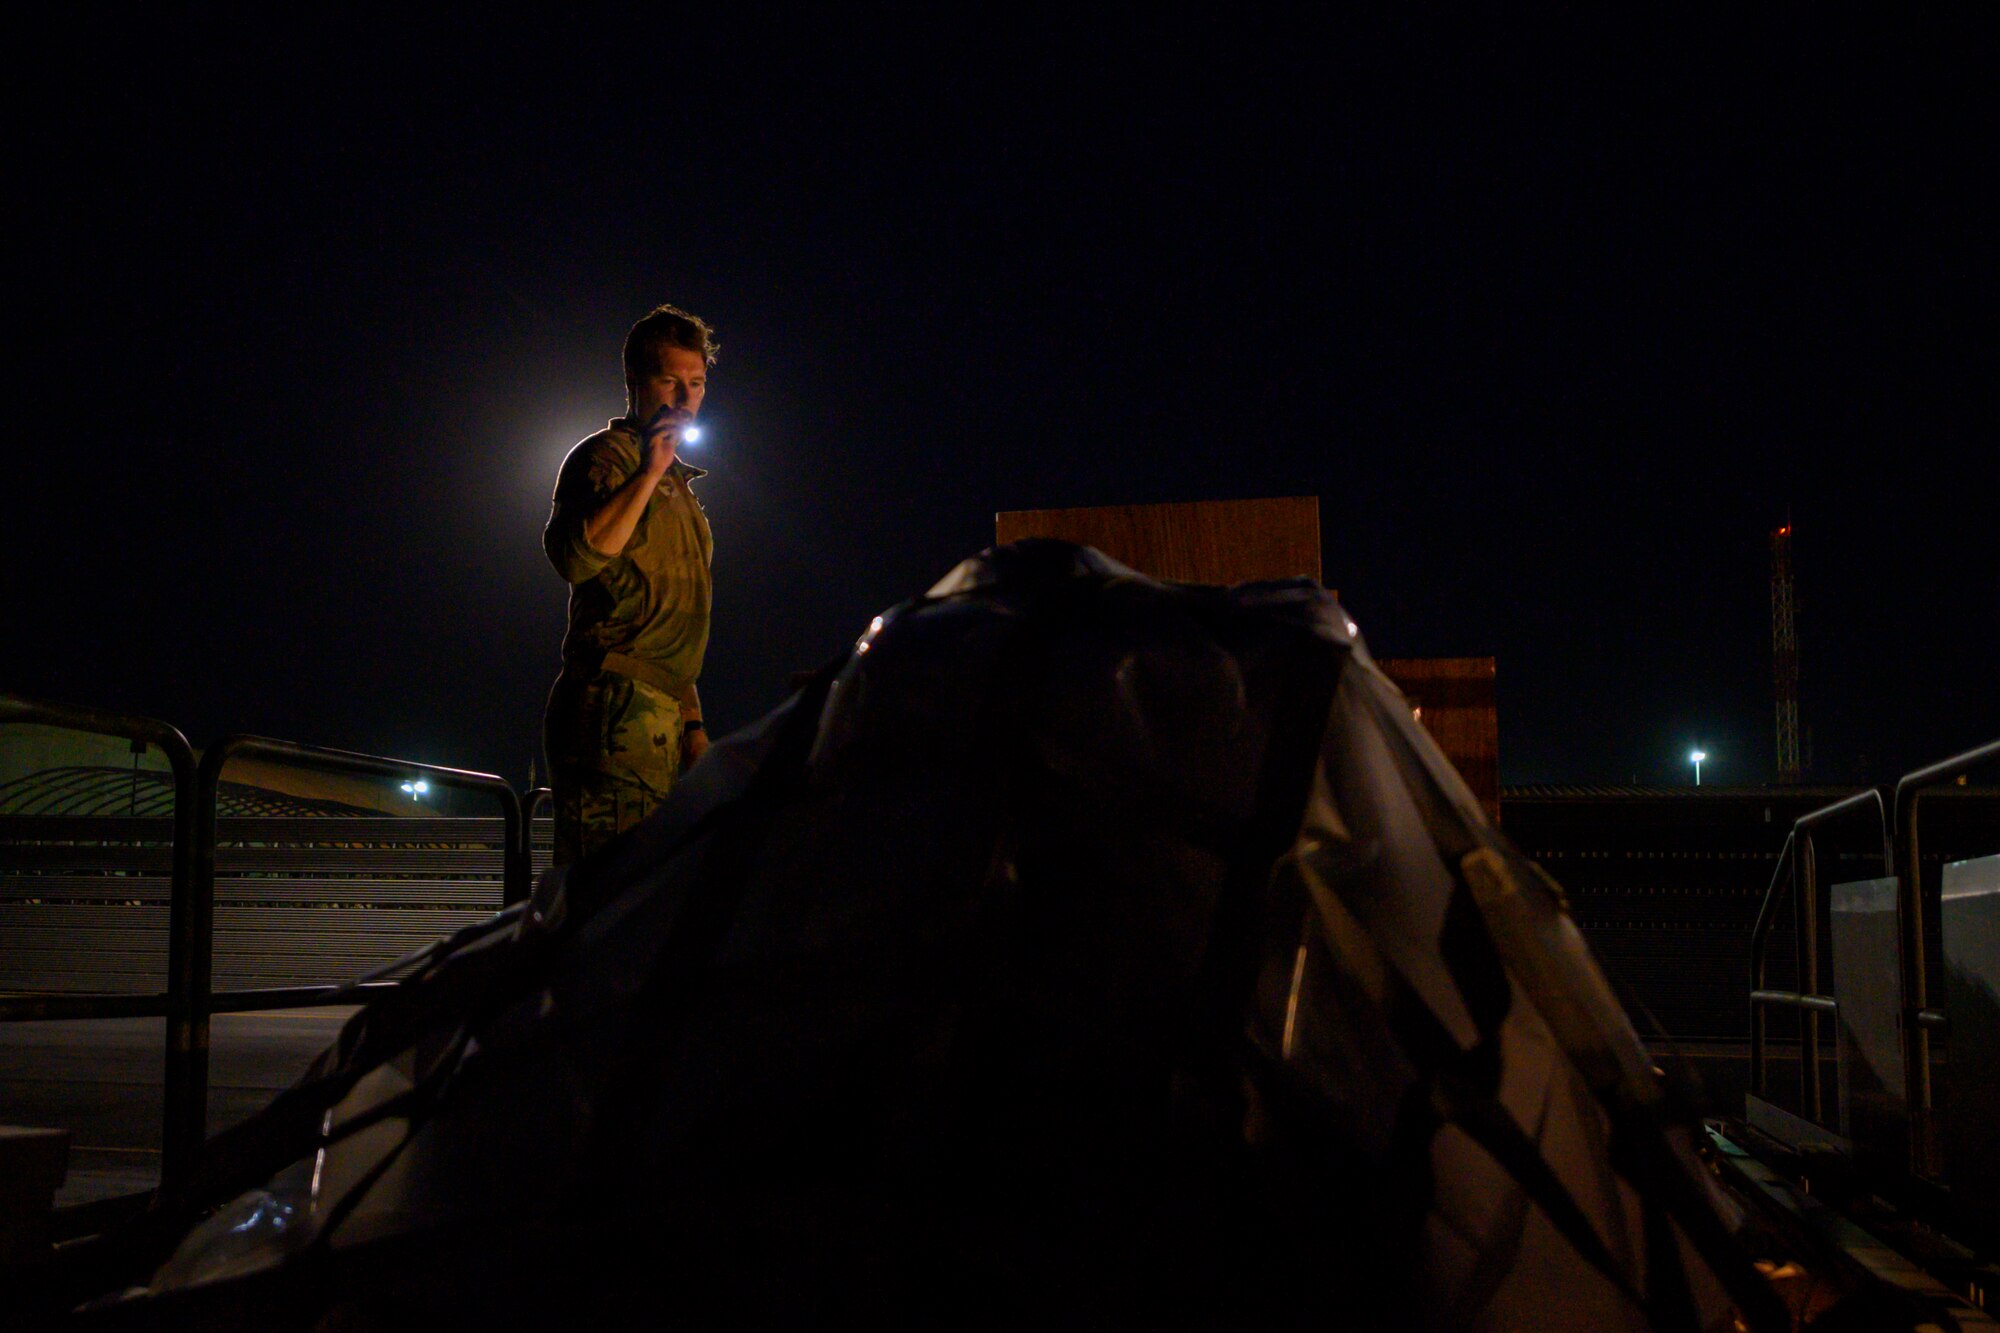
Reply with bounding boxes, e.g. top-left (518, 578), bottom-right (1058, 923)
top-left (168, 734), bottom-right (527, 1186)
top-left (1747, 786), bottom-right (1891, 1124)
top-left (1893, 738), bottom-right (2000, 1175)
top-left (0, 696), bottom-right (199, 1191)
top-left (1747, 738), bottom-right (2000, 1174)
top-left (0, 694), bottom-right (528, 1196)
top-left (526, 785), bottom-right (554, 879)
